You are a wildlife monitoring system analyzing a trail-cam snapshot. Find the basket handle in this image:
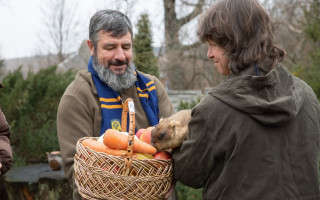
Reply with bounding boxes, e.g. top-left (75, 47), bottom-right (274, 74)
top-left (121, 98), bottom-right (135, 175)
